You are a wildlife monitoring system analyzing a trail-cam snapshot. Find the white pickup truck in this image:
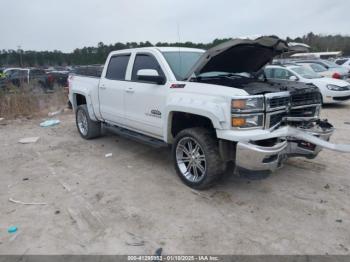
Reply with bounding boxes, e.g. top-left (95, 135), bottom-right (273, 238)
top-left (69, 36), bottom-right (350, 189)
